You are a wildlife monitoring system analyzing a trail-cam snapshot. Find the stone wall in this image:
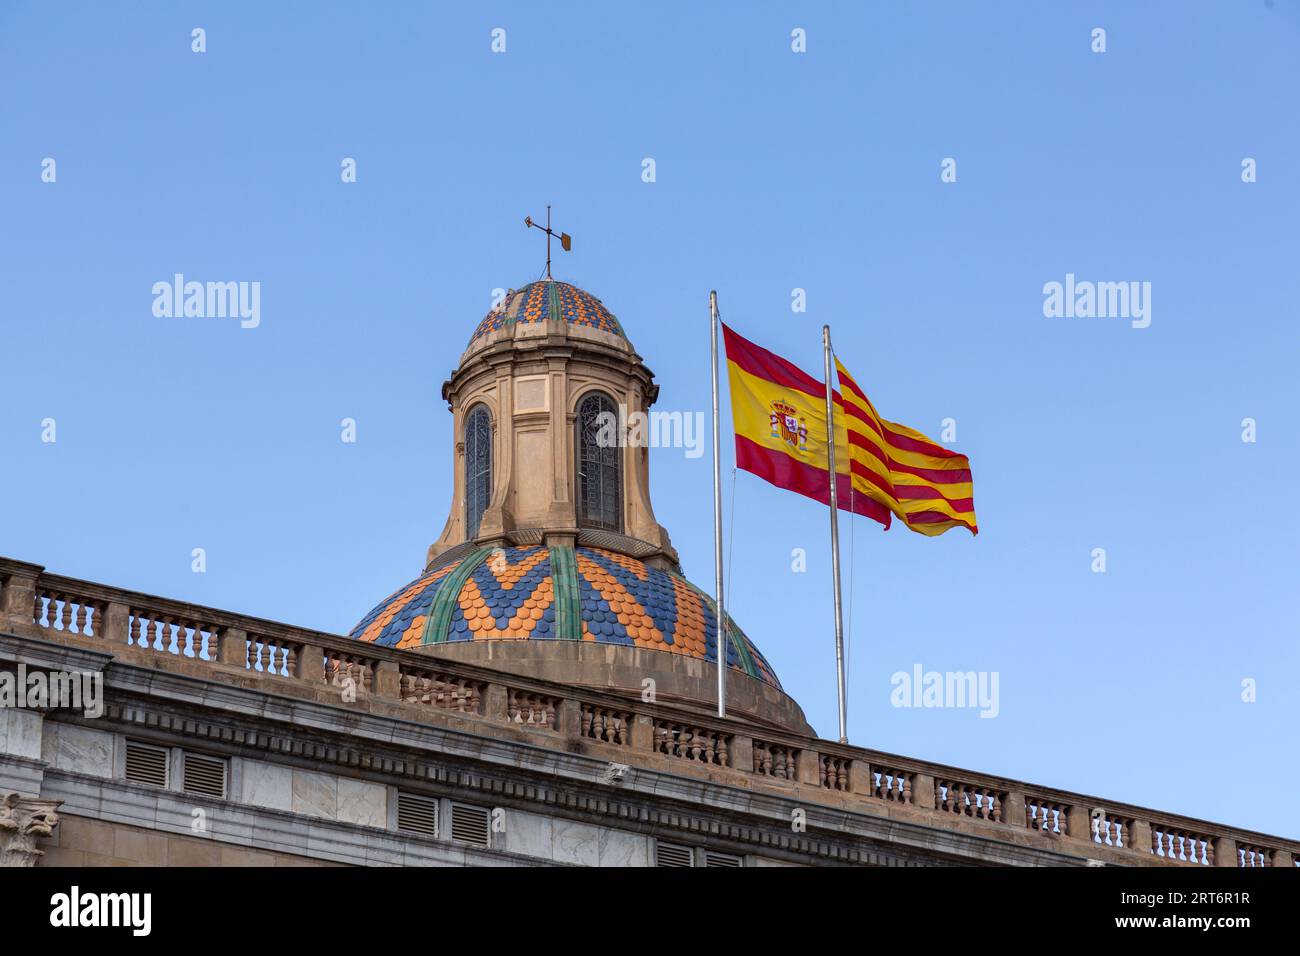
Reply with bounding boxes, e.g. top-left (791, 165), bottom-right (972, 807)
top-left (40, 815), bottom-right (340, 867)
